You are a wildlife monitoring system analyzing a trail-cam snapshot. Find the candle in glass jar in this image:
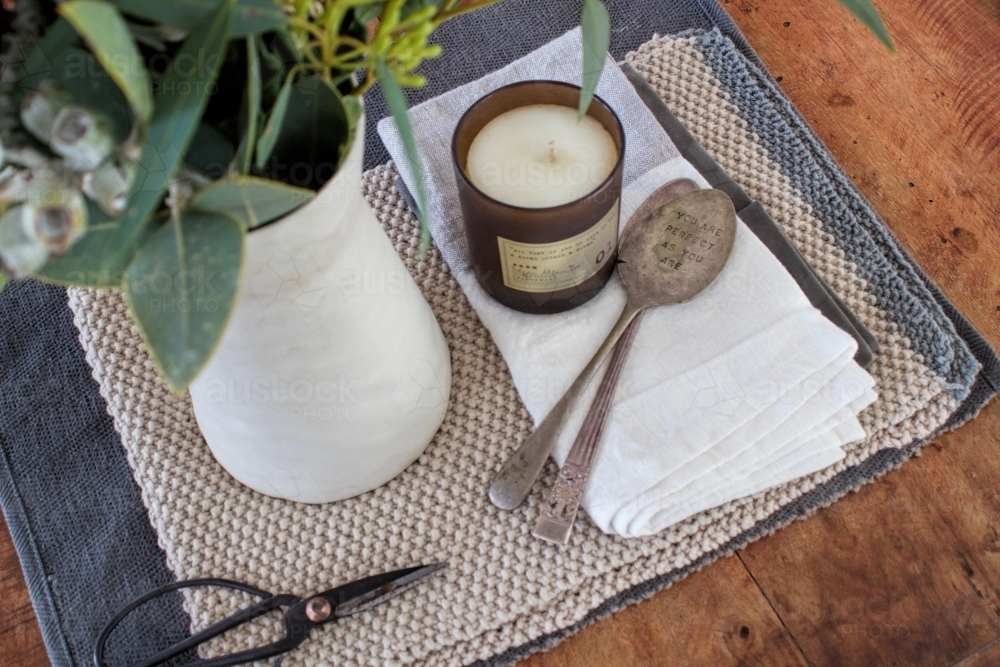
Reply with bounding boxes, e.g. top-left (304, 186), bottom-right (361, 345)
top-left (452, 81), bottom-right (625, 314)
top-left (465, 104), bottom-right (618, 208)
